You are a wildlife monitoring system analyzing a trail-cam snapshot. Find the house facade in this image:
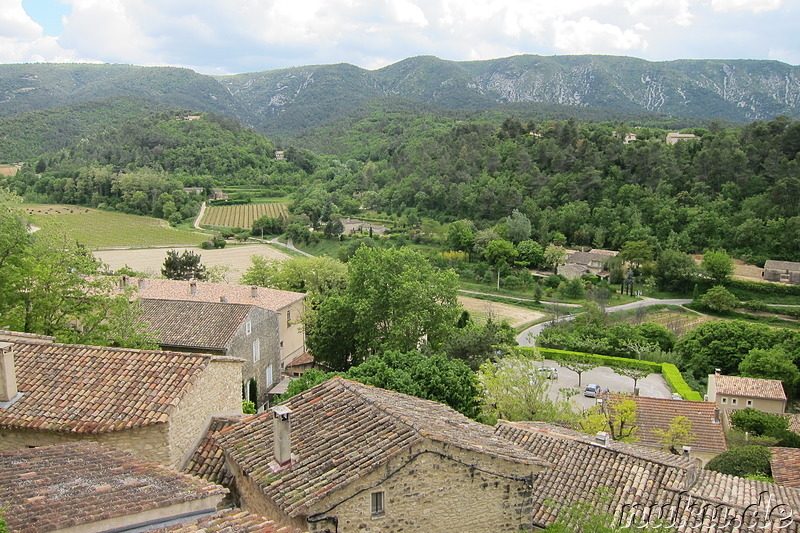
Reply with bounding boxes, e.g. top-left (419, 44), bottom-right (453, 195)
top-left (707, 372), bottom-right (787, 414)
top-left (0, 335), bottom-right (242, 469)
top-left (763, 260), bottom-right (800, 284)
top-left (216, 378), bottom-right (549, 533)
